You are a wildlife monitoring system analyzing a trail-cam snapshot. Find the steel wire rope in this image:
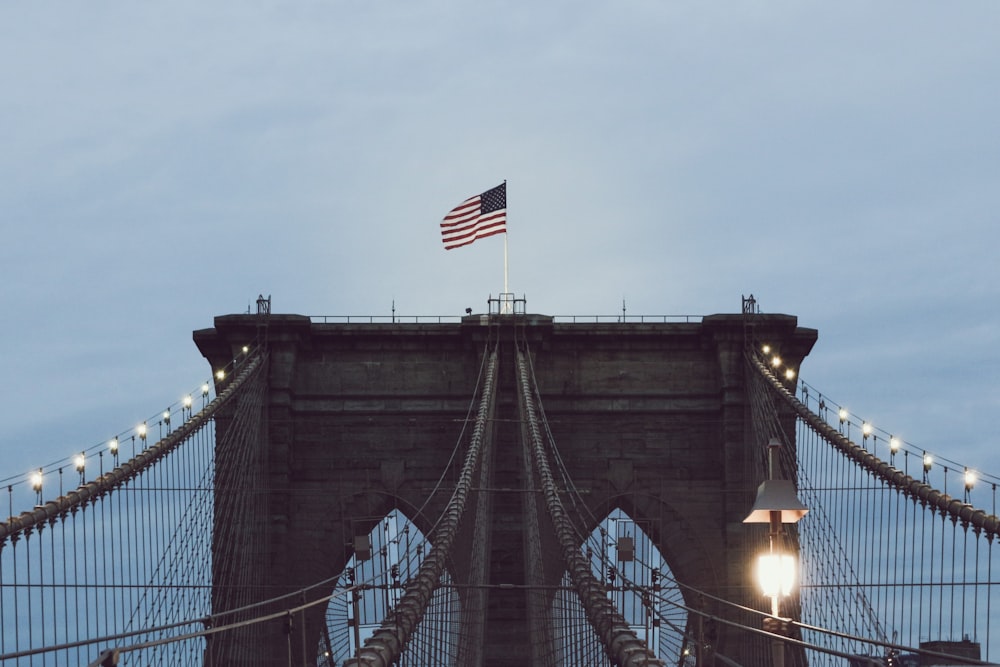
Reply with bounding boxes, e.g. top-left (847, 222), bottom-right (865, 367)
top-left (0, 572), bottom-right (366, 663)
top-left (520, 340), bottom-right (604, 549)
top-left (750, 351), bottom-right (1000, 650)
top-left (516, 347), bottom-right (665, 667)
top-left (810, 425), bottom-right (881, 645)
top-left (520, 336), bottom-right (692, 665)
top-left (407, 338), bottom-right (494, 545)
top-left (517, 394), bottom-right (556, 666)
top-left (797, 377), bottom-right (1000, 494)
top-left (592, 518), bottom-right (696, 658)
top-left (208, 360), bottom-right (269, 663)
top-left (797, 423), bottom-right (838, 656)
top-left (754, 356), bottom-right (1000, 537)
top-left (314, 340), bottom-right (492, 663)
top-left (648, 569), bottom-right (996, 667)
top-left (519, 339), bottom-right (654, 632)
top-left (110, 361), bottom-right (259, 658)
top-left (988, 527), bottom-right (994, 657)
top-left (518, 337), bottom-right (690, 664)
top-left (0, 359), bottom-right (257, 665)
top-left (747, 351), bottom-right (883, 650)
top-left (5, 581), bottom-right (355, 663)
top-left (136, 425), bottom-right (215, 648)
top-left (134, 403), bottom-right (245, 648)
top-left (48, 515), bottom-right (58, 662)
top-left (519, 339), bottom-right (635, 628)
top-left (0, 353), bottom-right (263, 545)
top-left (341, 347), bottom-right (498, 666)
